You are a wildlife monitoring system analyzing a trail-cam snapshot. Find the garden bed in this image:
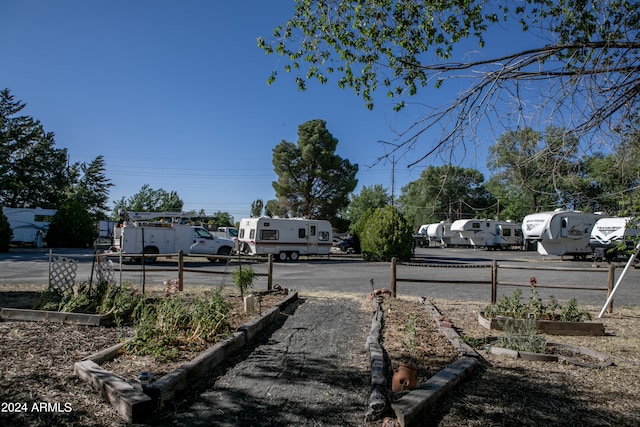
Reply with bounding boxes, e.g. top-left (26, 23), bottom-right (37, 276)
top-left (74, 291), bottom-right (298, 423)
top-left (478, 311), bottom-right (606, 336)
top-left (489, 341), bottom-right (613, 367)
